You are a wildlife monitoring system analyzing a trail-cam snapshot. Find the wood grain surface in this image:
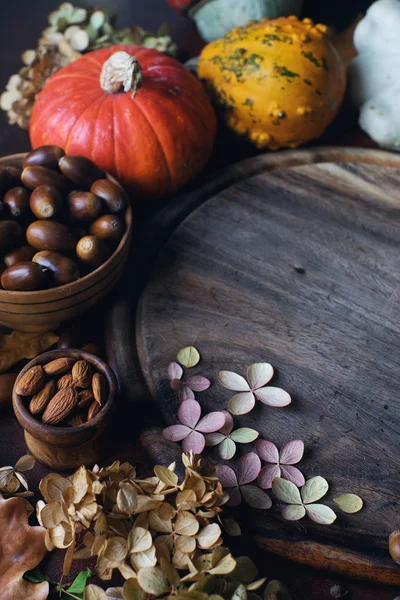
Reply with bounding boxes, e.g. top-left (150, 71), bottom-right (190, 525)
top-left (129, 148), bottom-right (400, 585)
